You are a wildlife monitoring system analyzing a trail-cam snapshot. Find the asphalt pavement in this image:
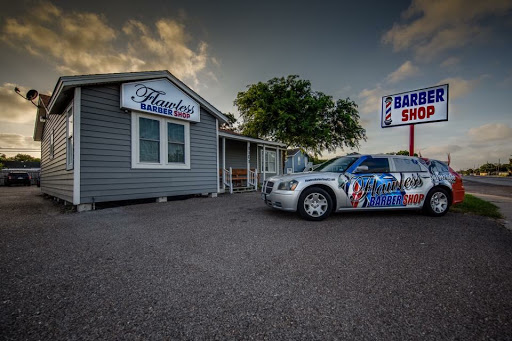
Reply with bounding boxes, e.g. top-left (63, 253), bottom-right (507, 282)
top-left (1, 186), bottom-right (512, 340)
